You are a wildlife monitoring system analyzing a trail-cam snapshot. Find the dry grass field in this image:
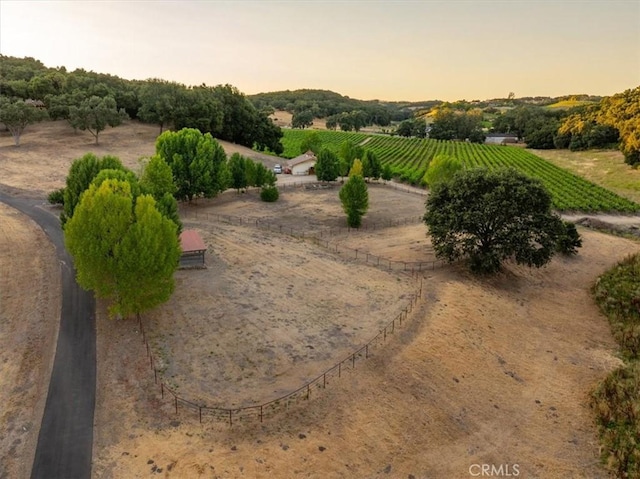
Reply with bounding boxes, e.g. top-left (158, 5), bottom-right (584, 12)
top-left (1, 120), bottom-right (640, 478)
